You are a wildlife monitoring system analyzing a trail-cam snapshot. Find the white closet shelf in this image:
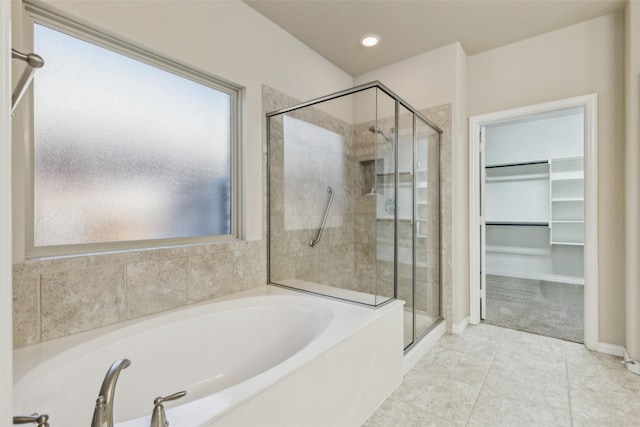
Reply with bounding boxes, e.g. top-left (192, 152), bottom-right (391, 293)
top-left (485, 161), bottom-right (549, 182)
top-left (550, 241), bottom-right (584, 246)
top-left (485, 173), bottom-right (549, 182)
top-left (551, 176), bottom-right (584, 182)
top-left (486, 221), bottom-right (549, 226)
top-left (550, 156), bottom-right (584, 246)
top-left (552, 197), bottom-right (584, 202)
